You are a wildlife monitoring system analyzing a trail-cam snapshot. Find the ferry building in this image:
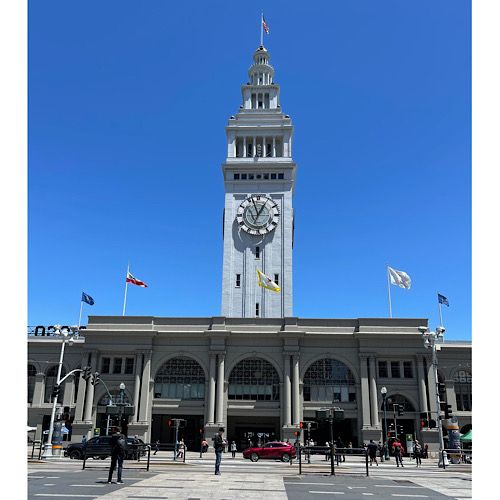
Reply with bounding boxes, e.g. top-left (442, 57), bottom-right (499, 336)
top-left (27, 44), bottom-right (471, 453)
